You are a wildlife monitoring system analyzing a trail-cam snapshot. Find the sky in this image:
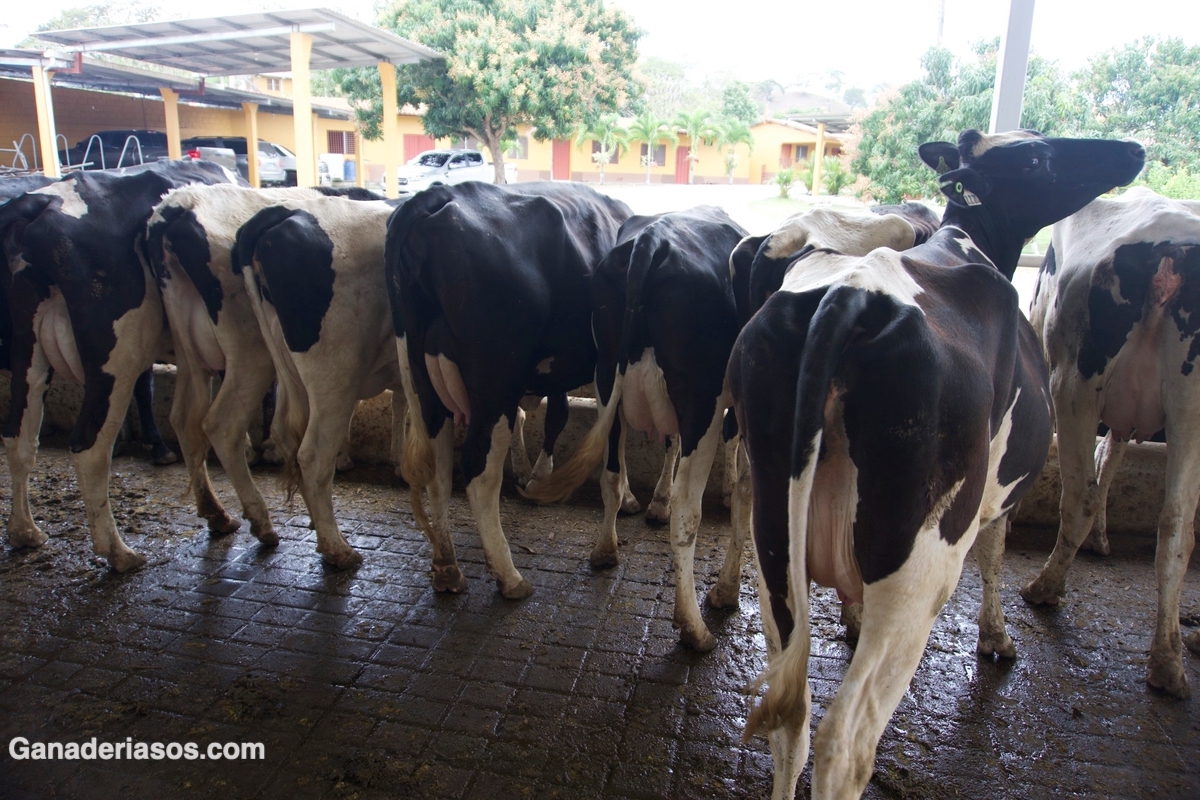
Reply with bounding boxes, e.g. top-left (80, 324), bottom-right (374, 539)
top-left (3, 0), bottom-right (1199, 92)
